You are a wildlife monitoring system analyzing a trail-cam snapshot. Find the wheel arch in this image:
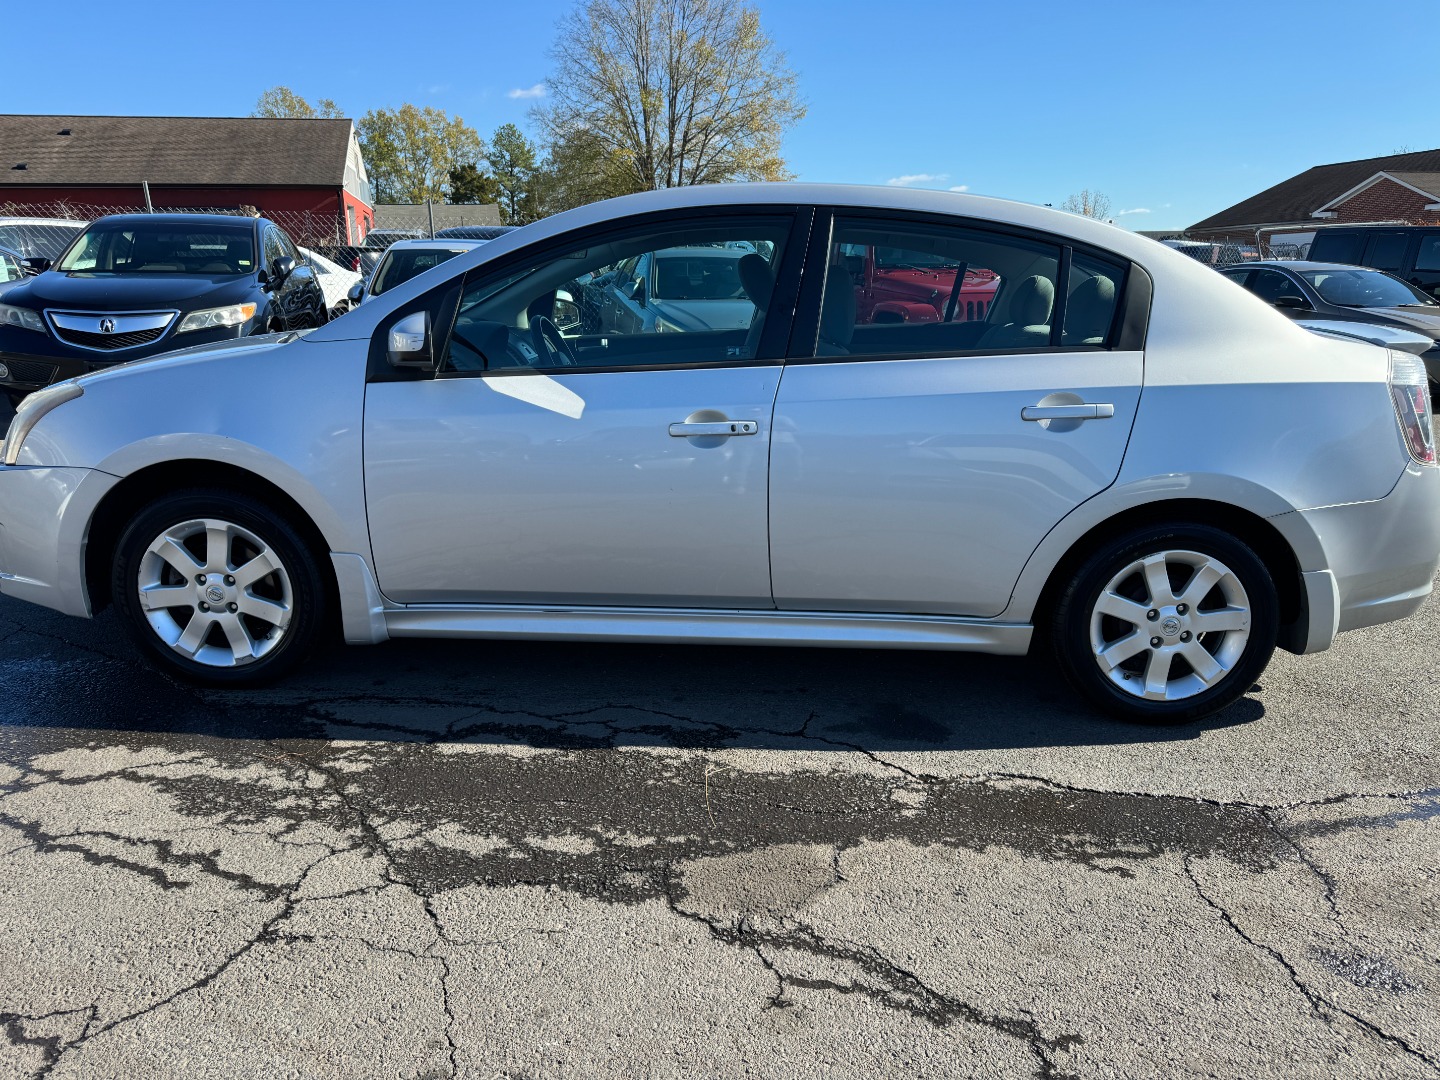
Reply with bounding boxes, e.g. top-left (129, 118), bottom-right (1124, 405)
top-left (84, 459), bottom-right (340, 618)
top-left (1026, 498), bottom-right (1306, 654)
